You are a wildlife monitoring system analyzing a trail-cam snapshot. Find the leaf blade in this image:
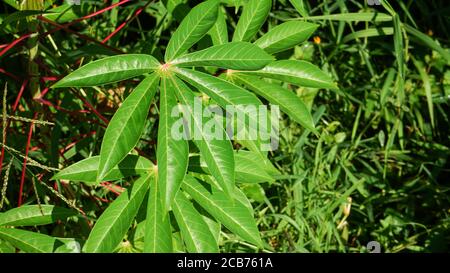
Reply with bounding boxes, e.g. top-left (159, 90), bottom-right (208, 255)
top-left (0, 205), bottom-right (76, 226)
top-left (238, 60), bottom-right (337, 90)
top-left (0, 228), bottom-right (80, 253)
top-left (172, 191), bottom-right (219, 253)
top-left (83, 174), bottom-right (151, 253)
top-left (52, 155), bottom-right (154, 185)
top-left (165, 0), bottom-right (219, 62)
top-left (52, 54), bottom-right (160, 88)
top-left (254, 21), bottom-right (318, 54)
top-left (172, 42), bottom-right (274, 70)
top-left (232, 0), bottom-right (272, 42)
